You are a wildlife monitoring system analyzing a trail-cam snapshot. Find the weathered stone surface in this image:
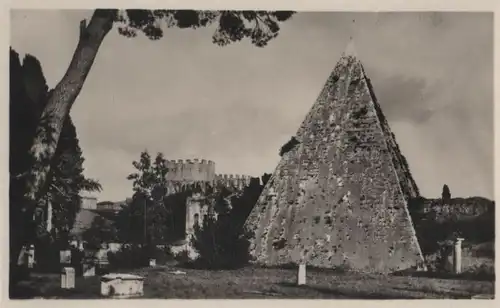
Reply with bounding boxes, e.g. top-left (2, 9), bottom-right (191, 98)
top-left (245, 46), bottom-right (425, 273)
top-left (61, 267), bottom-right (75, 289)
top-left (101, 273), bottom-right (144, 298)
